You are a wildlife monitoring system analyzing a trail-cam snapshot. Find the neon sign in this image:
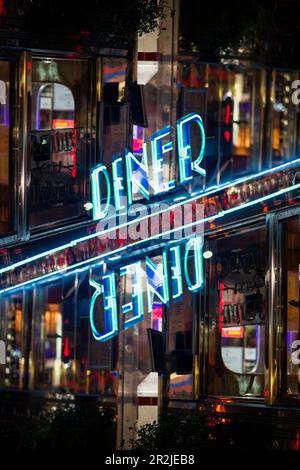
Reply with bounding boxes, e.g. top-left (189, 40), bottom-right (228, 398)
top-left (1, 156), bottom-right (300, 284)
top-left (91, 113), bottom-right (205, 220)
top-left (89, 114), bottom-right (207, 340)
top-left (89, 235), bottom-right (204, 342)
top-left (1, 112), bottom-right (300, 342)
